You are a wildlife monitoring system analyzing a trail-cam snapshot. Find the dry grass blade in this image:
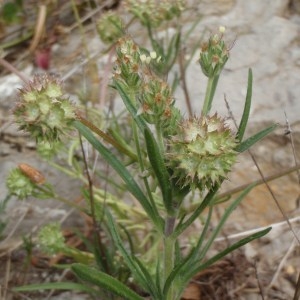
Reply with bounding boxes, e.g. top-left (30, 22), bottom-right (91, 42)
top-left (178, 48), bottom-right (193, 117)
top-left (29, 5), bottom-right (47, 52)
top-left (267, 237), bottom-right (297, 289)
